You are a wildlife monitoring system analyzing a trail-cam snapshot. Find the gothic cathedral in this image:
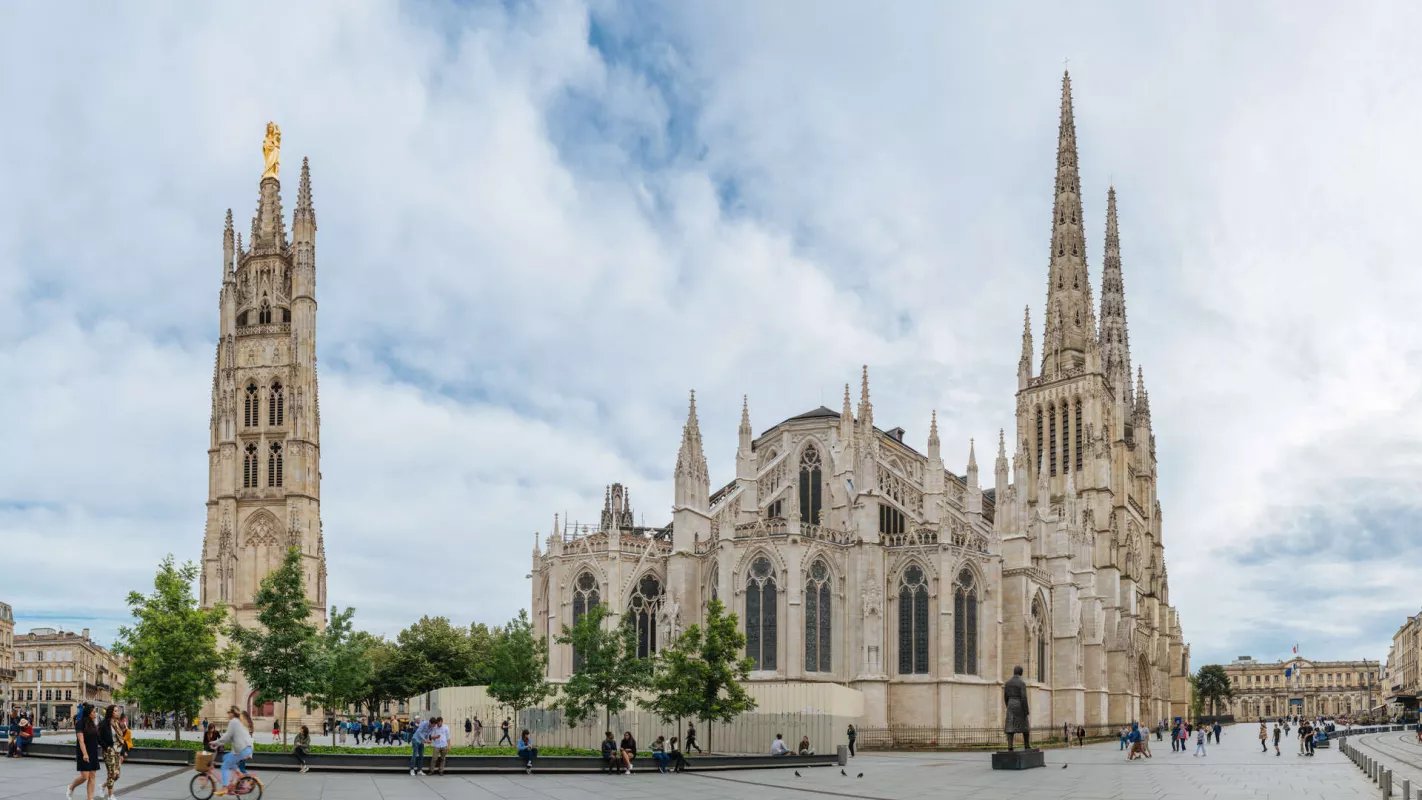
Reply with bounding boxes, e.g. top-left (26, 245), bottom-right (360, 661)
top-left (531, 74), bottom-right (1190, 730)
top-left (199, 137), bottom-right (327, 721)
